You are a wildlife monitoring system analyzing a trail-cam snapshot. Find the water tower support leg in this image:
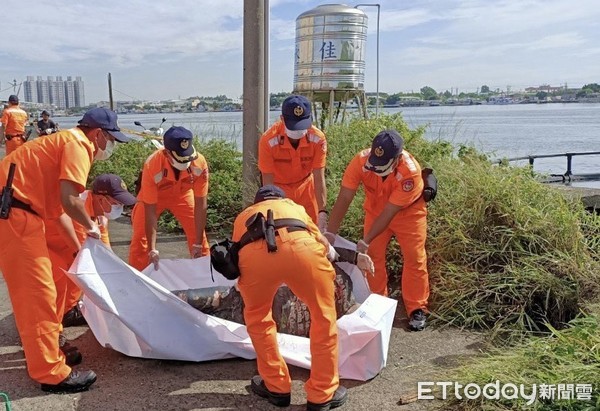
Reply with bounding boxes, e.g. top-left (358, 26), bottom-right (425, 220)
top-left (328, 90), bottom-right (335, 128)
